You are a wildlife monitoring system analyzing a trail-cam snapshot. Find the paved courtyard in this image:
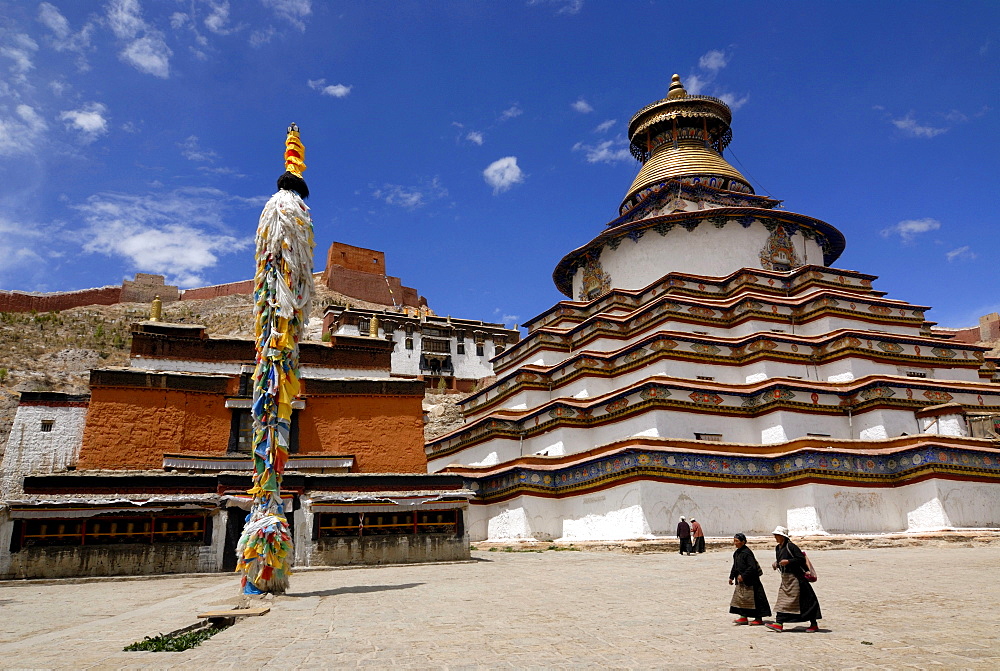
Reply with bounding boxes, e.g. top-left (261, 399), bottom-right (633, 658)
top-left (0, 543), bottom-right (997, 669)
